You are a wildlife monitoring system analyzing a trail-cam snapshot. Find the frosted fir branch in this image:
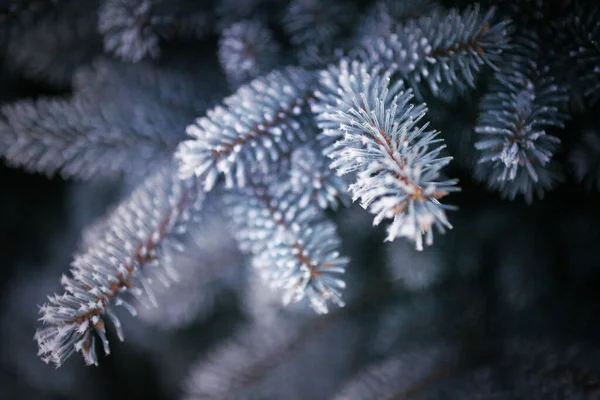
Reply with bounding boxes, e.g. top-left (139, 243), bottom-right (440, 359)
top-left (474, 33), bottom-right (568, 202)
top-left (98, 0), bottom-right (212, 62)
top-left (475, 158), bottom-right (563, 203)
top-left (175, 67), bottom-right (317, 191)
top-left (225, 175), bottom-right (348, 314)
top-left (407, 5), bottom-right (511, 94)
top-left (312, 60), bottom-right (459, 250)
top-left (331, 345), bottom-right (459, 400)
top-left (288, 141), bottom-right (350, 210)
top-left (355, 4), bottom-right (512, 99)
top-left (218, 19), bottom-right (280, 87)
top-left (34, 163), bottom-right (204, 367)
